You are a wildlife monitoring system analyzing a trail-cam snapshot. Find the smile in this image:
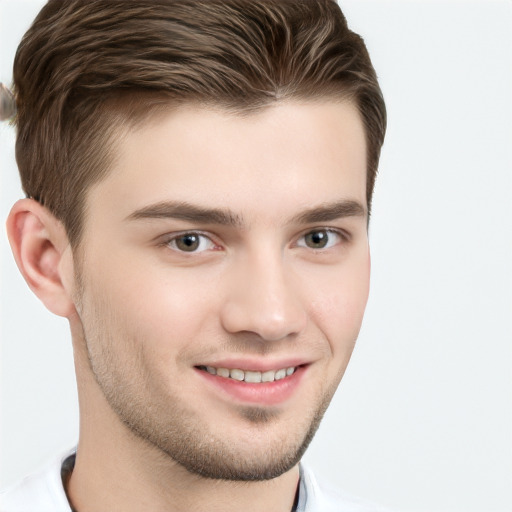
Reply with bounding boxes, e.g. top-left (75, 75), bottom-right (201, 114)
top-left (197, 365), bottom-right (297, 383)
